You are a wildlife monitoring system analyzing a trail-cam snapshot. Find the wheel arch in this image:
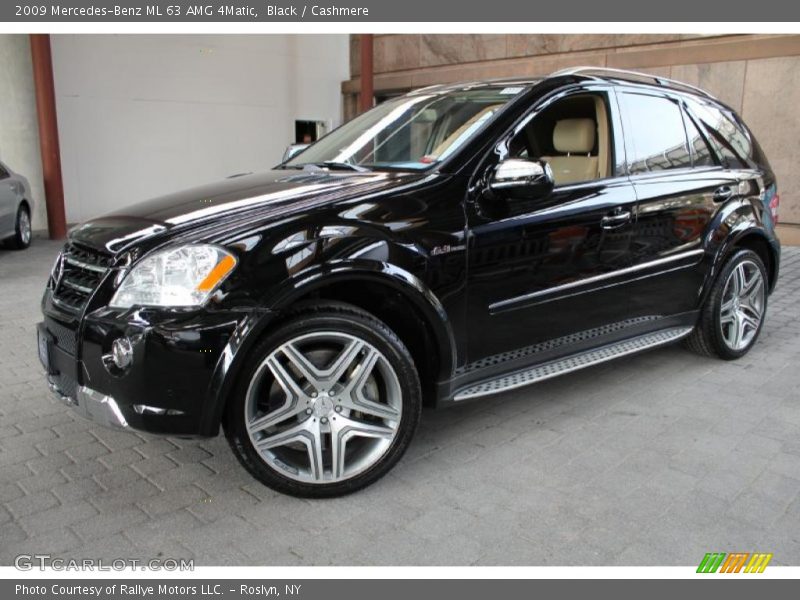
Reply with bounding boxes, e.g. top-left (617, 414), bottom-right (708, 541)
top-left (200, 263), bottom-right (457, 435)
top-left (270, 263), bottom-right (457, 389)
top-left (712, 228), bottom-right (778, 295)
top-left (729, 231), bottom-right (778, 293)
